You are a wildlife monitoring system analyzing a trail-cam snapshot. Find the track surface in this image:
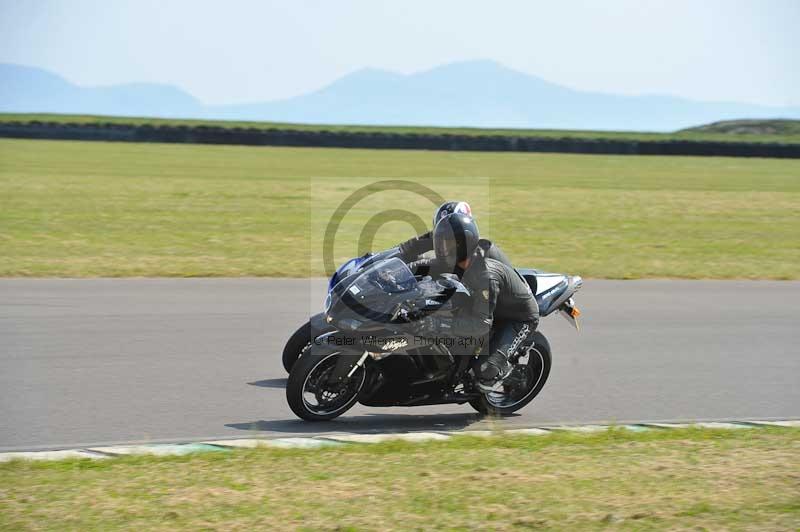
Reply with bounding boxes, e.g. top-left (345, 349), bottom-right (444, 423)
top-left (1, 279), bottom-right (798, 451)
